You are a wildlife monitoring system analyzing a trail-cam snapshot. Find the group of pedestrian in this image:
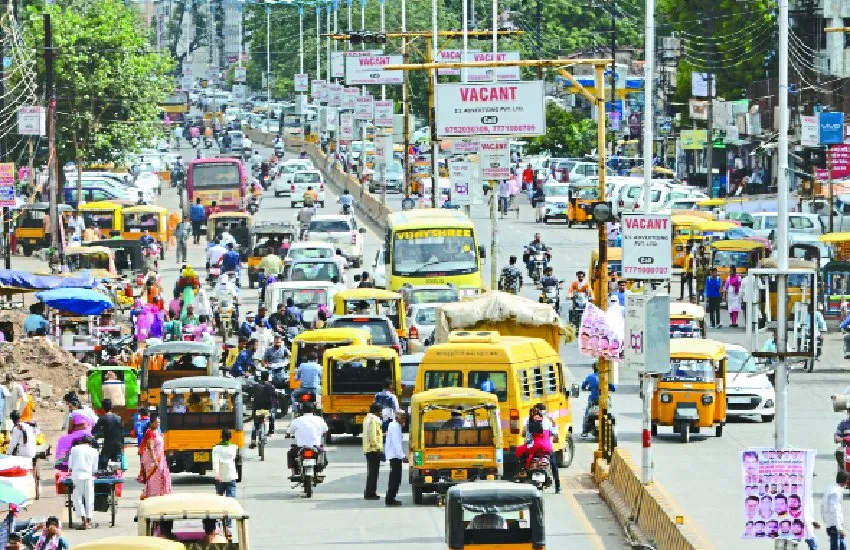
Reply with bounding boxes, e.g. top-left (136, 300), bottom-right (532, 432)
top-left (362, 396), bottom-right (405, 507)
top-left (679, 245), bottom-right (749, 329)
